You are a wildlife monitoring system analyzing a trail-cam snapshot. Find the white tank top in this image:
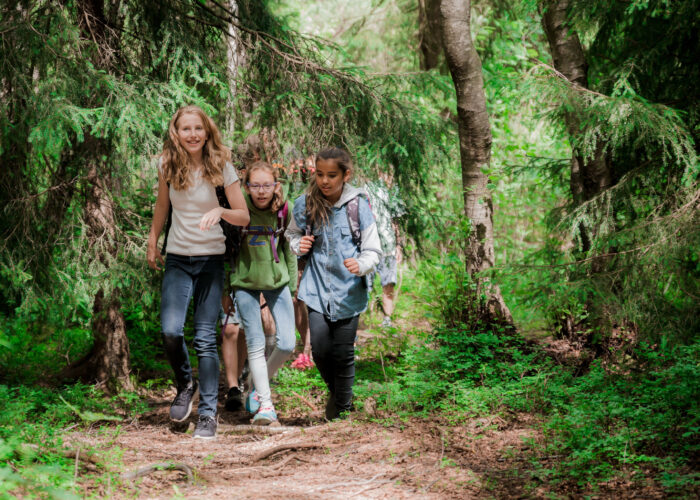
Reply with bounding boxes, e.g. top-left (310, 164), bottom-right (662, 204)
top-left (160, 160), bottom-right (239, 256)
